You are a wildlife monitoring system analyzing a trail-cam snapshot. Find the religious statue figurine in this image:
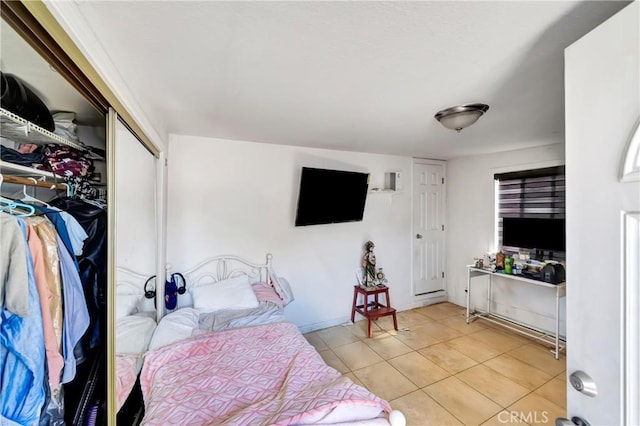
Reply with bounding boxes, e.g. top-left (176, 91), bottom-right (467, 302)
top-left (362, 240), bottom-right (377, 288)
